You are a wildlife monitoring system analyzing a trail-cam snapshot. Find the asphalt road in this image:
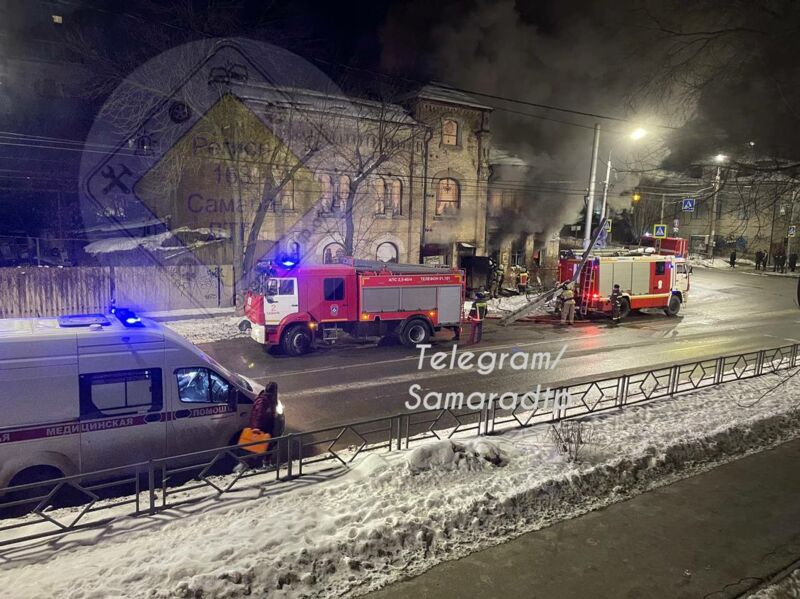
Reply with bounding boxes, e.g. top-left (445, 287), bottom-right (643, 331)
top-left (200, 268), bottom-right (800, 434)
